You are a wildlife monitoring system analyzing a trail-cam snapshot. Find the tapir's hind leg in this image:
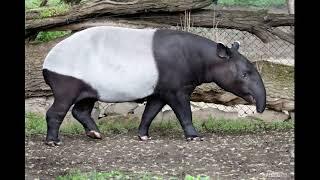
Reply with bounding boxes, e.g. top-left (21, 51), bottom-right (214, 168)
top-left (43, 69), bottom-right (99, 146)
top-left (45, 97), bottom-right (74, 146)
top-left (71, 98), bottom-right (101, 139)
top-left (138, 96), bottom-right (165, 141)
